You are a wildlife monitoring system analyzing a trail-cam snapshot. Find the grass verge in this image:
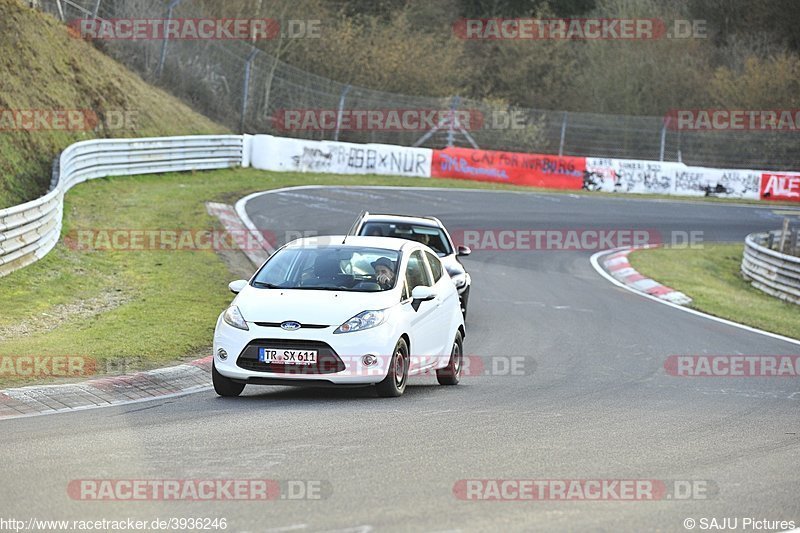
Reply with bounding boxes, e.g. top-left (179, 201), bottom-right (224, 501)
top-left (2, 169), bottom-right (797, 388)
top-left (628, 244), bottom-right (800, 341)
top-left (0, 169), bottom-right (591, 387)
